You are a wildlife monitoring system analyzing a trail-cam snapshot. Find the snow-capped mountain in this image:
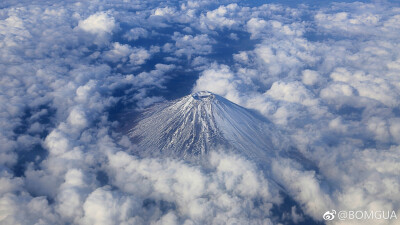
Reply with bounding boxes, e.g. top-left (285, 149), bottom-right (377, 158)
top-left (128, 91), bottom-right (284, 162)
